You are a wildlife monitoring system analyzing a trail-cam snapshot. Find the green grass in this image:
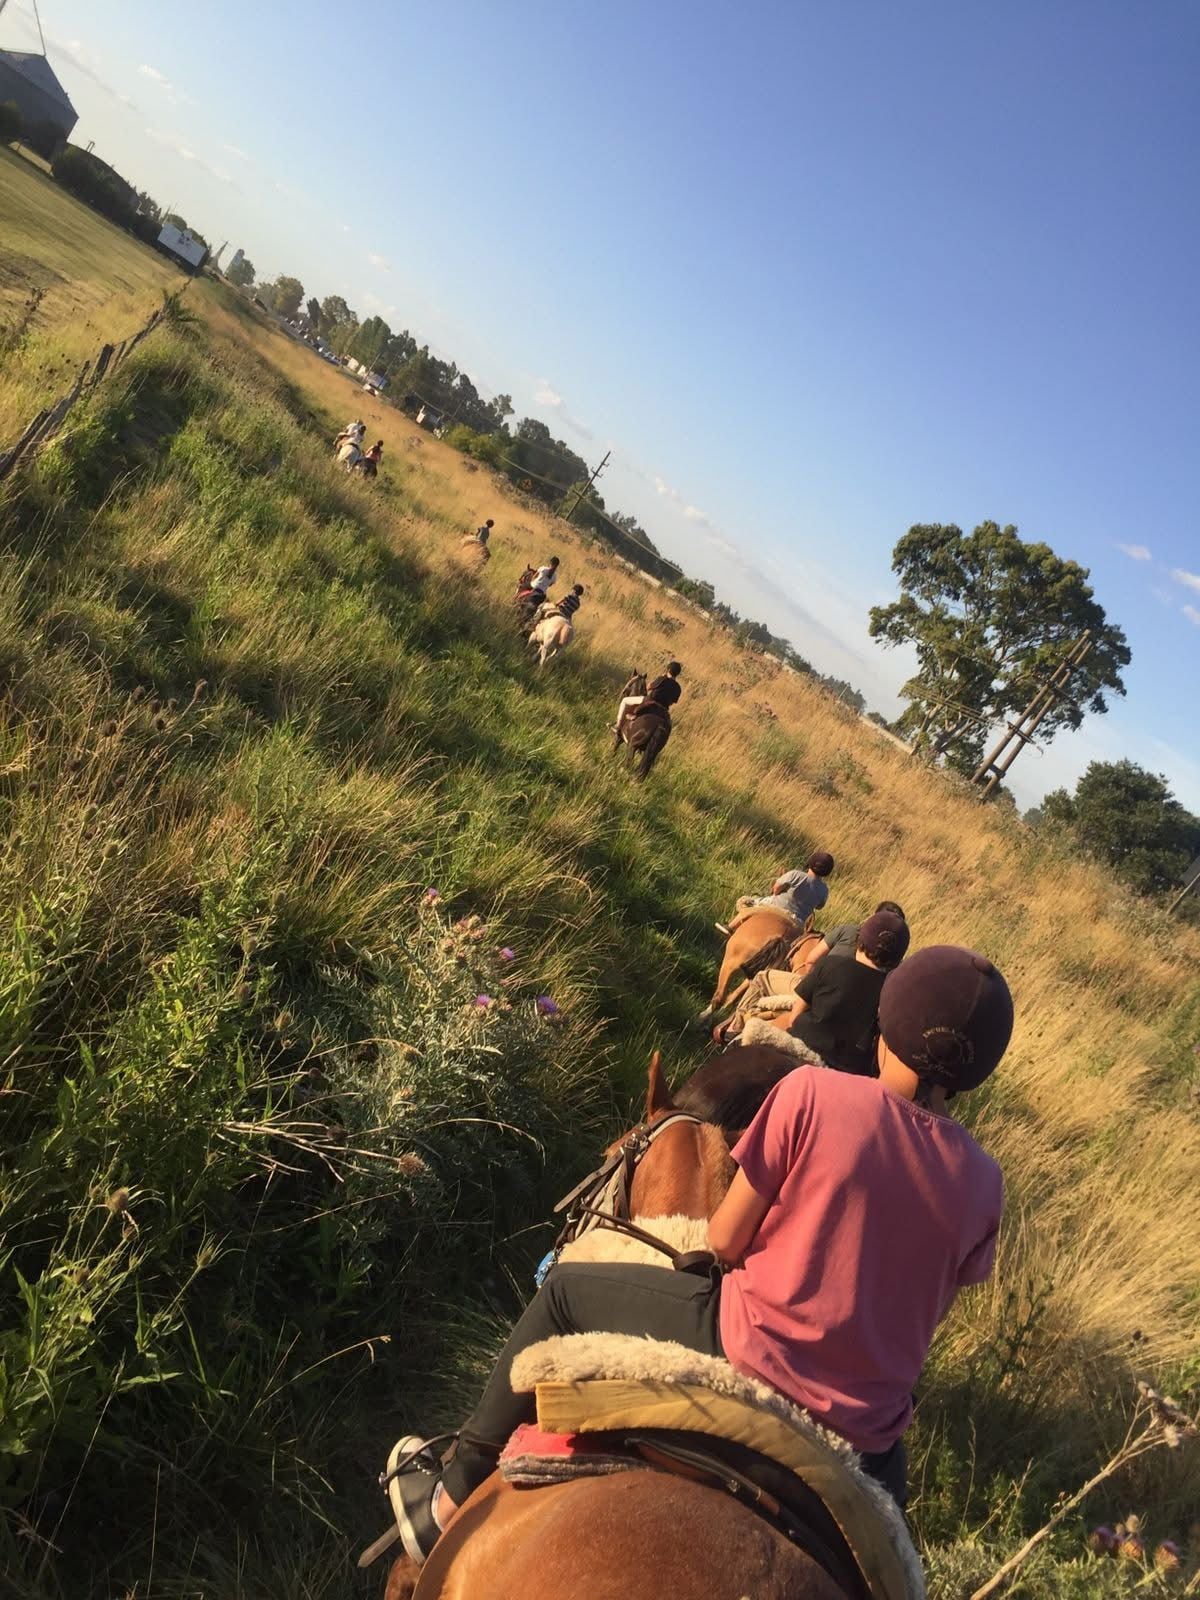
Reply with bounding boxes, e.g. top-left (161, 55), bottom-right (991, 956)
top-left (0, 147), bottom-right (179, 441)
top-left (0, 193), bottom-right (1196, 1593)
top-left (0, 313), bottom-right (822, 1596)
